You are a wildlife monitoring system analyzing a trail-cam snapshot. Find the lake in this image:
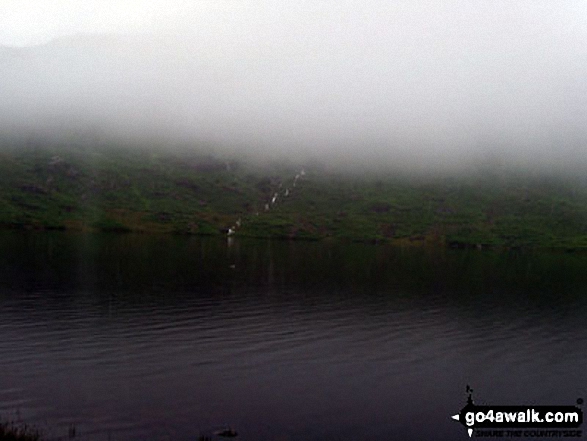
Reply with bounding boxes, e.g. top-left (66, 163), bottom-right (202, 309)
top-left (0, 232), bottom-right (585, 440)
